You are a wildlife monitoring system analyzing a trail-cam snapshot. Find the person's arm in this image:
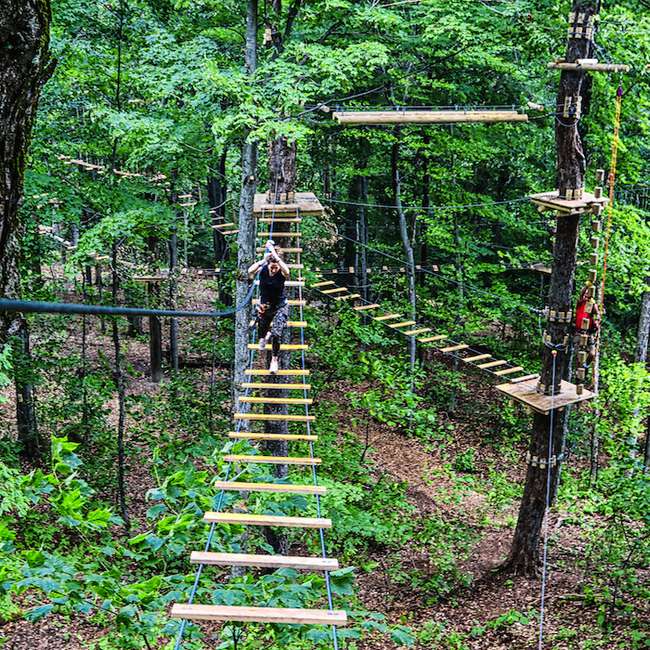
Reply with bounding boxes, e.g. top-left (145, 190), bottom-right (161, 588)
top-left (269, 249), bottom-right (290, 278)
top-left (247, 258), bottom-right (266, 278)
